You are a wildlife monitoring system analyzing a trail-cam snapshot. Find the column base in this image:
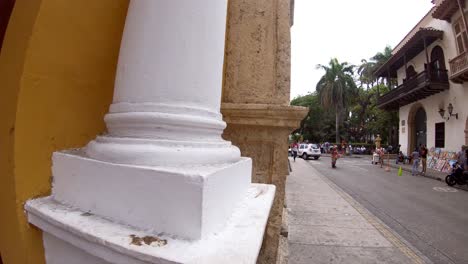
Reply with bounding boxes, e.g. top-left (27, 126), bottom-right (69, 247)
top-left (51, 150), bottom-right (251, 240)
top-left (26, 184), bottom-right (275, 264)
top-left (86, 135), bottom-right (241, 166)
